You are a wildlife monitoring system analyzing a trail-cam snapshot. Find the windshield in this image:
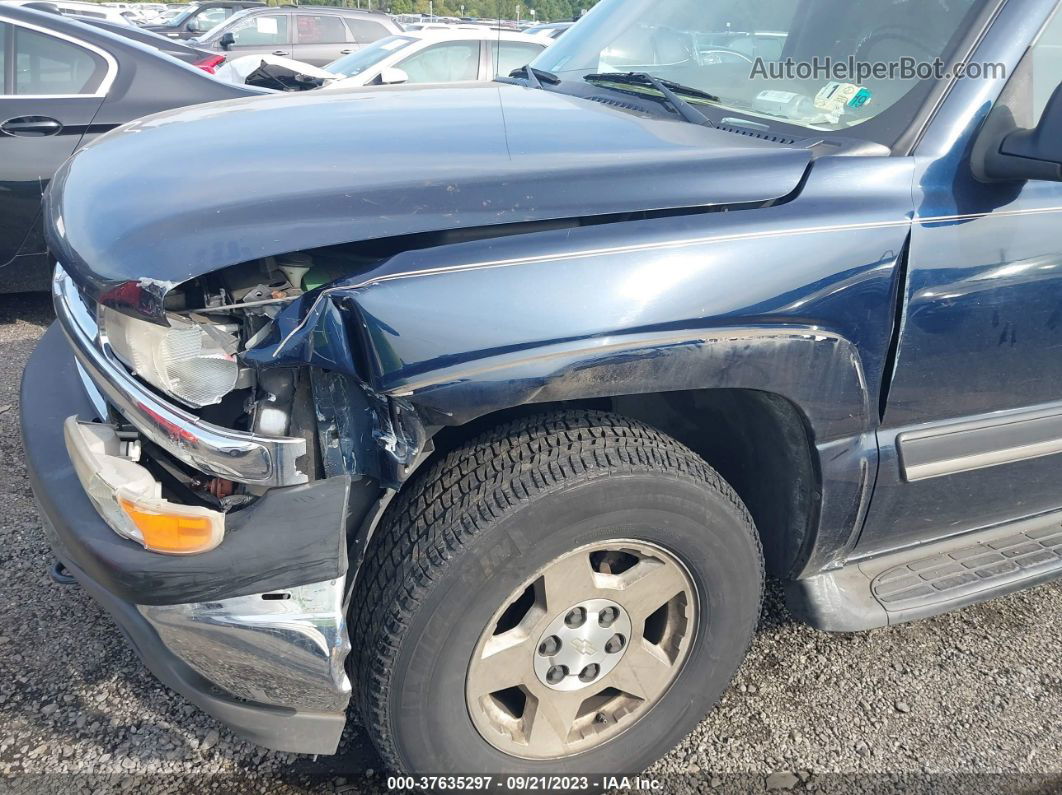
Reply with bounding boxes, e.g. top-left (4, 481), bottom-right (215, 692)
top-left (162, 6), bottom-right (195, 27)
top-left (195, 7), bottom-right (251, 41)
top-left (325, 35), bottom-right (415, 77)
top-left (533, 0), bottom-right (991, 134)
